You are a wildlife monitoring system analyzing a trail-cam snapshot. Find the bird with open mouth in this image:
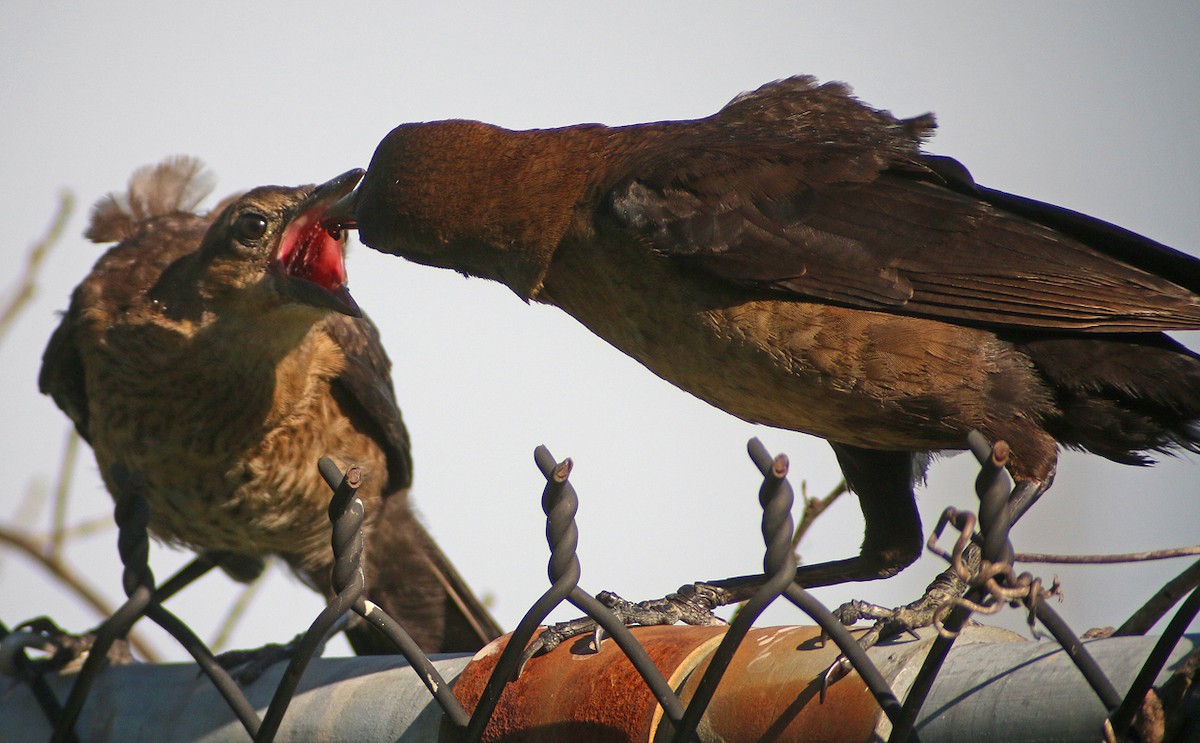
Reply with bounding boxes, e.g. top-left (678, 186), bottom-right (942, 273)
top-left (40, 157), bottom-right (501, 663)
